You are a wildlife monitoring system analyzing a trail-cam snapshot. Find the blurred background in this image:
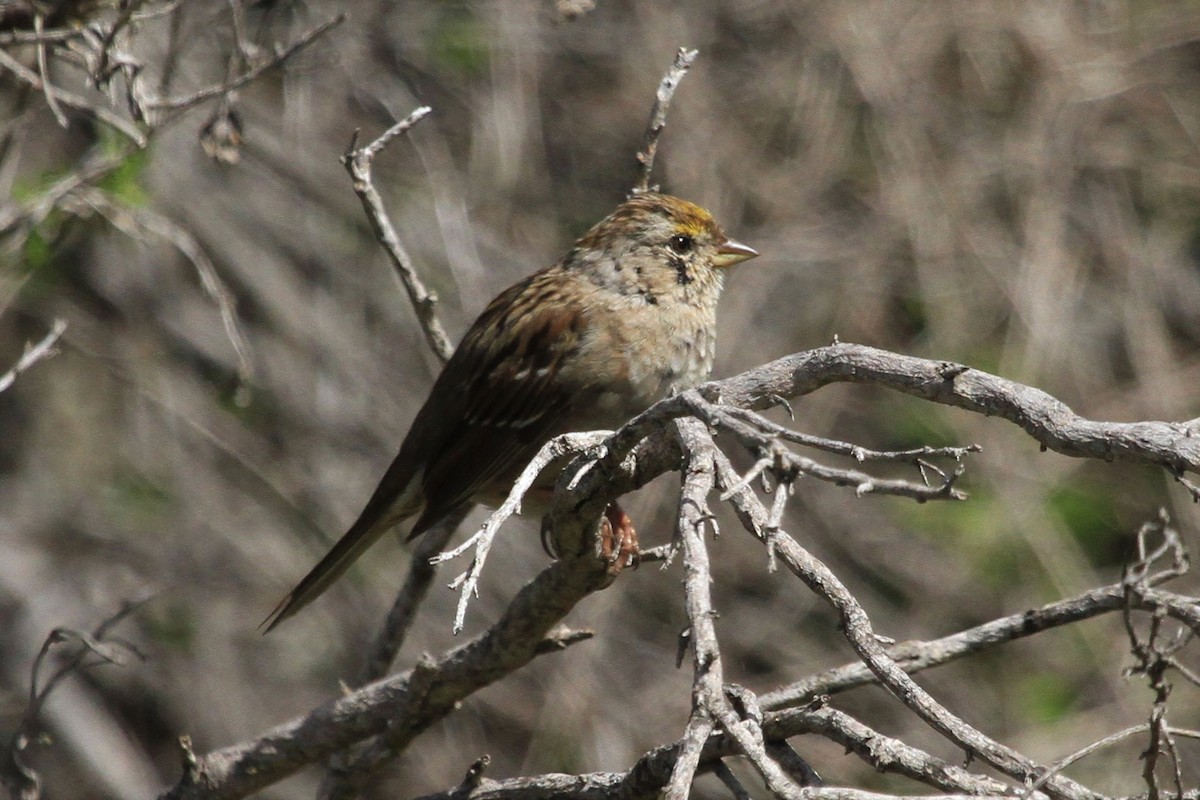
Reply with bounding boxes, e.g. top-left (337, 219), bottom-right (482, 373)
top-left (2, 1), bottom-right (1200, 797)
